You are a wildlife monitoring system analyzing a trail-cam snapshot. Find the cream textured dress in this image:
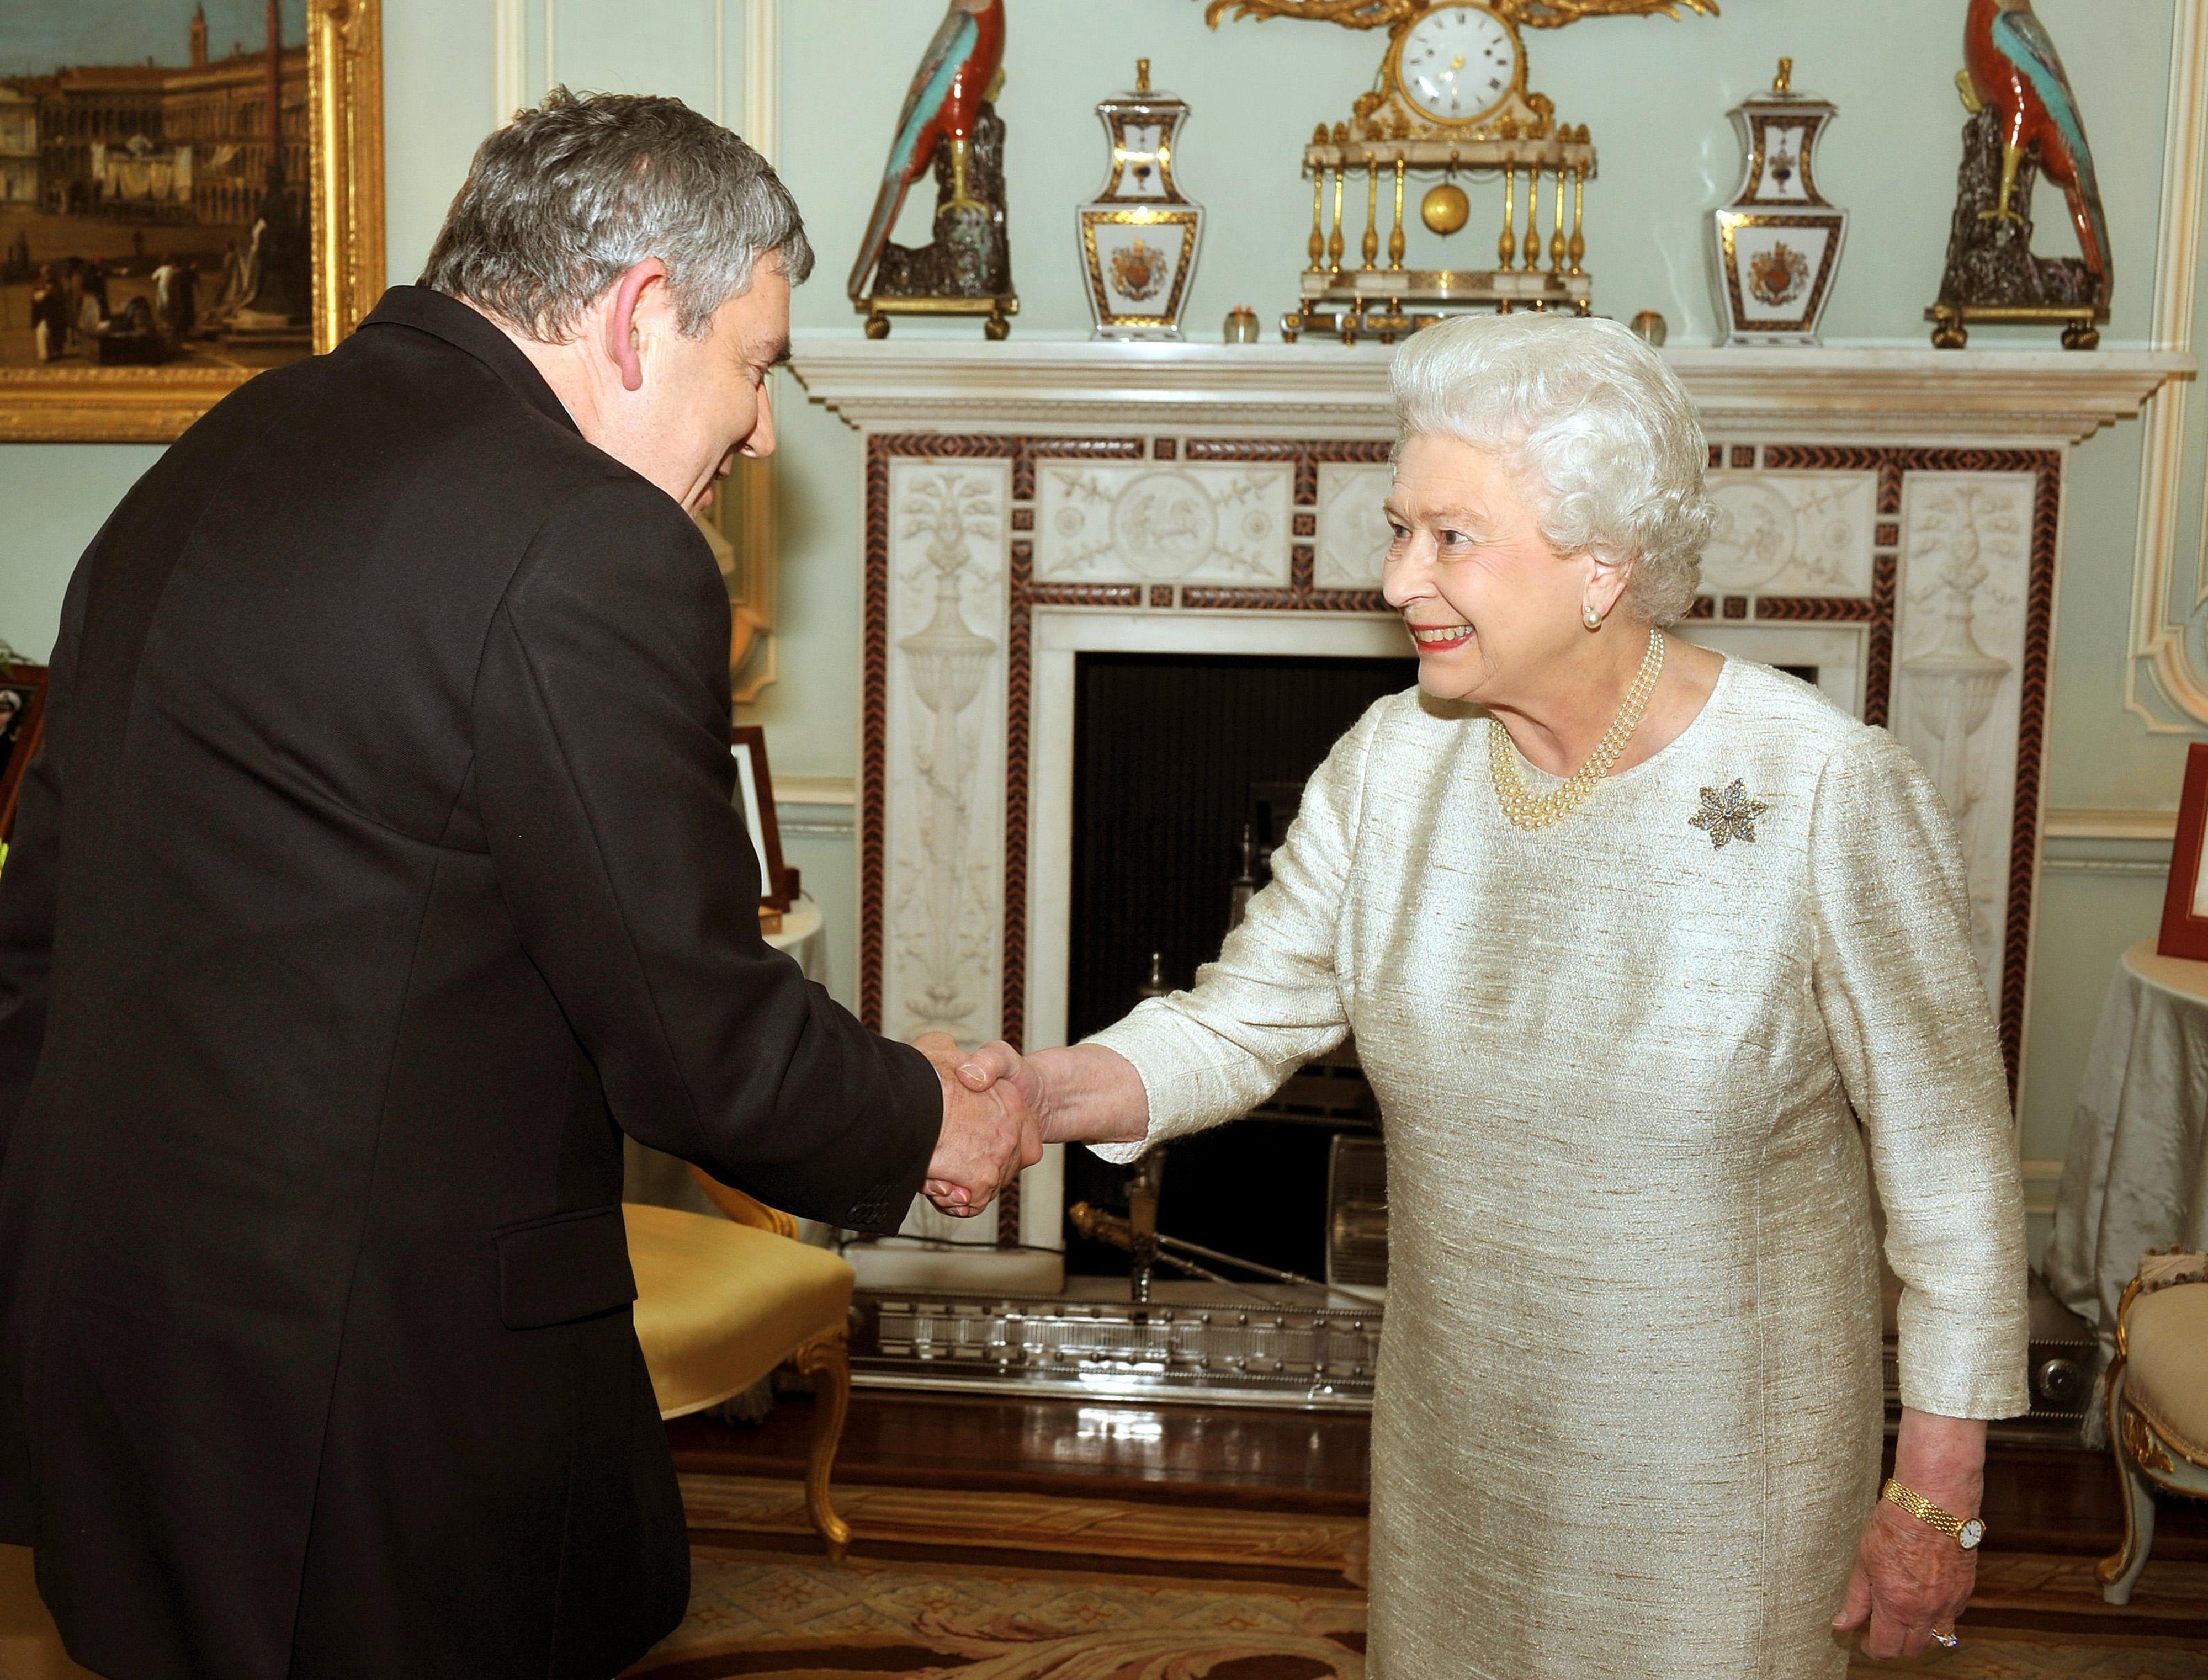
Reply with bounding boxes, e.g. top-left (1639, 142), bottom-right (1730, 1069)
top-left (1088, 658), bottom-right (2029, 1680)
